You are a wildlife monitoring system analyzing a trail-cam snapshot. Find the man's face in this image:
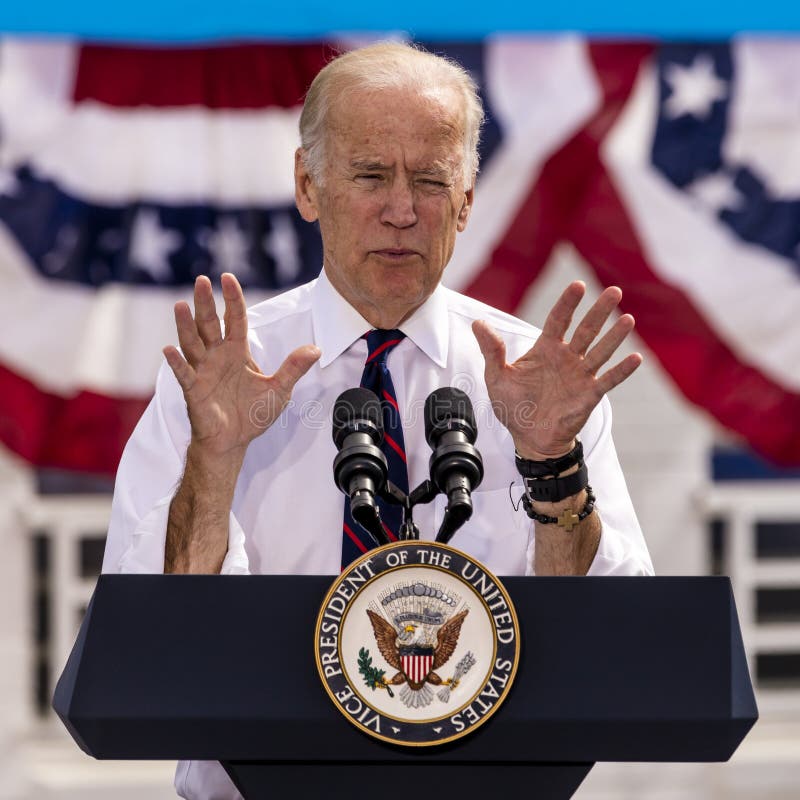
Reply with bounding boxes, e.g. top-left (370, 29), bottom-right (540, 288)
top-left (295, 86), bottom-right (473, 328)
